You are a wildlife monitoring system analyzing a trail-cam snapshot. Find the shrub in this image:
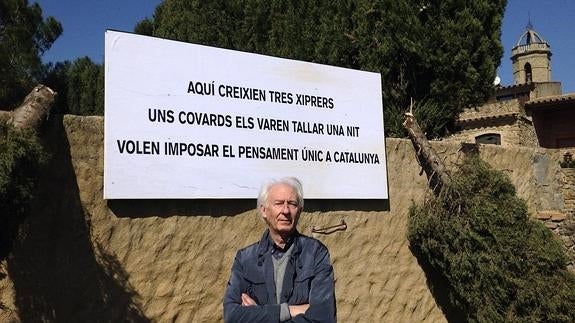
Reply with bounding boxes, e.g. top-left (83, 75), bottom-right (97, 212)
top-left (0, 123), bottom-right (48, 258)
